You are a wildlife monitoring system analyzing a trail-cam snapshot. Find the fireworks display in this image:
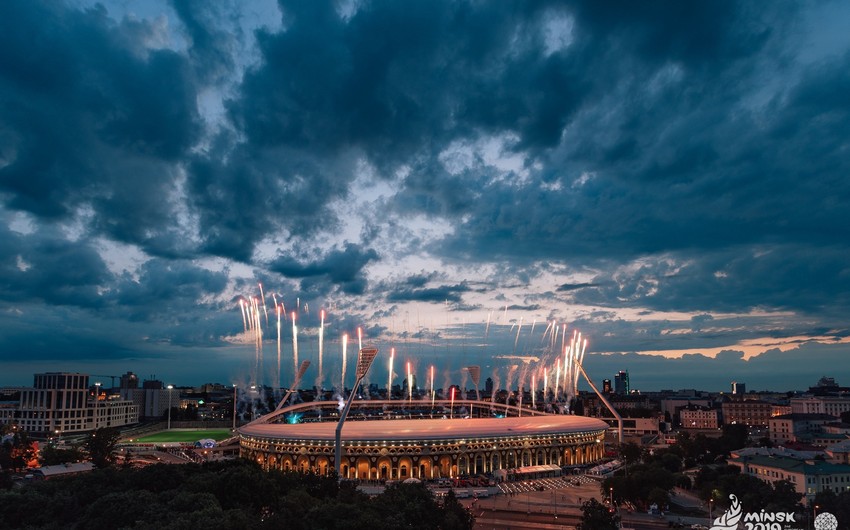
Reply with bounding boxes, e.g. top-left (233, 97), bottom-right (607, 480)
top-left (233, 284), bottom-right (597, 421)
